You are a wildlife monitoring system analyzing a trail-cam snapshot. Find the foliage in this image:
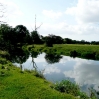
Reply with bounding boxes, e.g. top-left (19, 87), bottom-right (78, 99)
top-left (53, 44), bottom-right (99, 60)
top-left (95, 52), bottom-right (99, 60)
top-left (0, 24), bottom-right (16, 51)
top-left (44, 36), bottom-right (53, 47)
top-left (34, 44), bottom-right (99, 60)
top-left (14, 24), bottom-right (30, 44)
top-left (31, 30), bottom-right (42, 44)
top-left (70, 50), bottom-right (78, 58)
top-left (81, 51), bottom-right (96, 60)
top-left (52, 80), bottom-right (90, 99)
